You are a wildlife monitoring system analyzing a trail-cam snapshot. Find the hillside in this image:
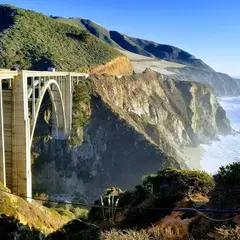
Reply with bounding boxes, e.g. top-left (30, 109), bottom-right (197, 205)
top-left (56, 17), bottom-right (213, 71)
top-left (0, 5), bottom-right (132, 74)
top-left (0, 182), bottom-right (68, 235)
